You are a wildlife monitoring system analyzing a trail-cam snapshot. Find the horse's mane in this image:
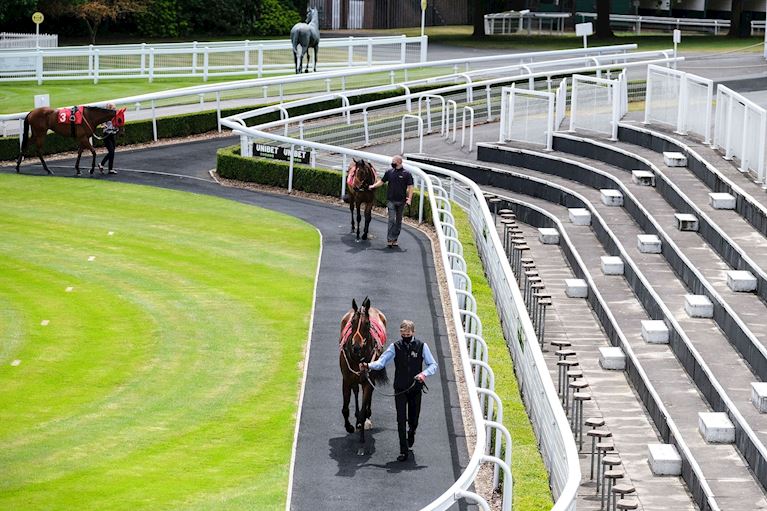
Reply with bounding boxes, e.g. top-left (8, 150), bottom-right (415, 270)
top-left (87, 106), bottom-right (116, 114)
